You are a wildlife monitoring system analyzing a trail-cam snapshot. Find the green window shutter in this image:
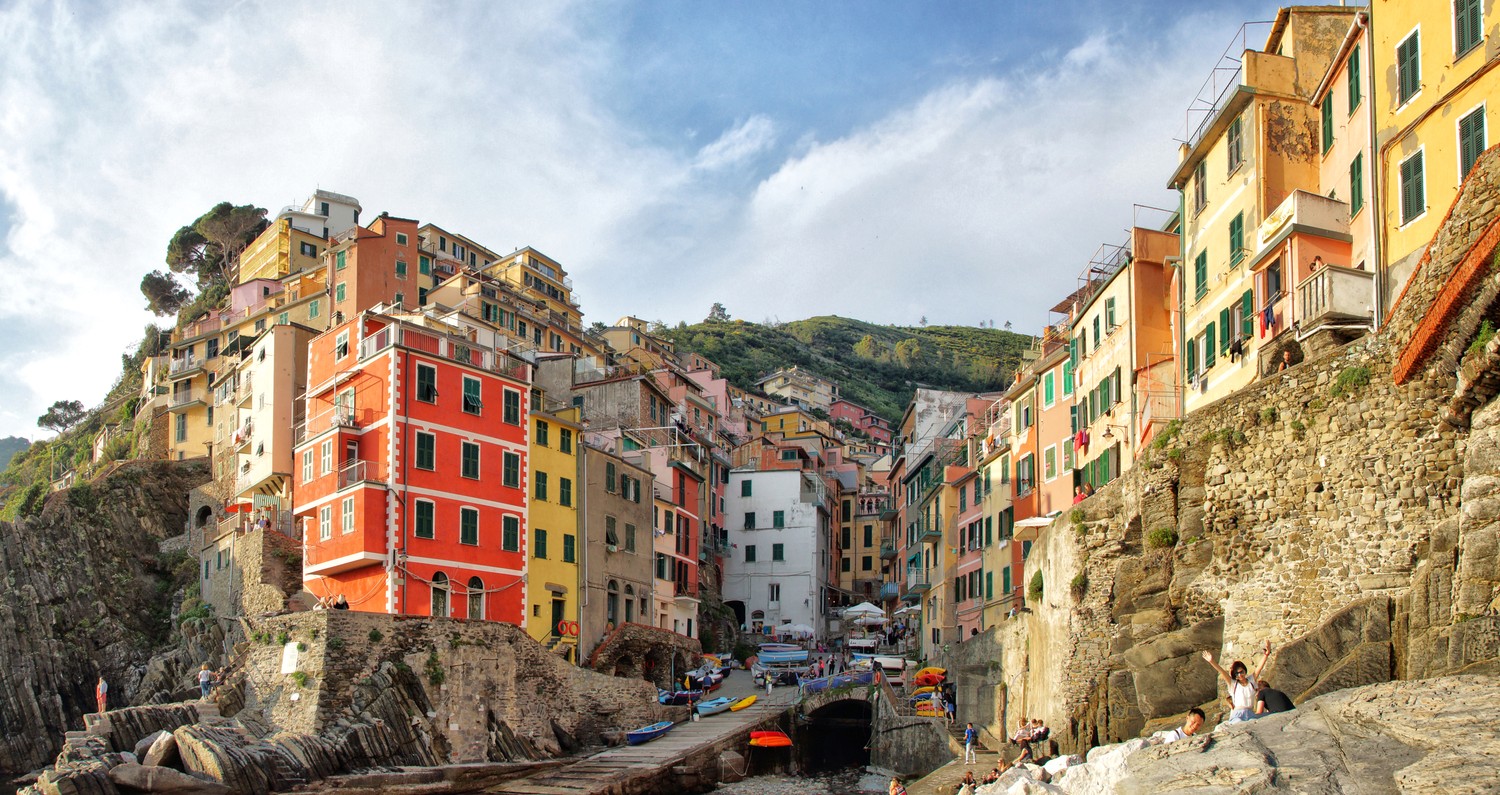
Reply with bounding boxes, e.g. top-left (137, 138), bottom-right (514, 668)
top-left (1347, 45), bottom-right (1361, 111)
top-left (1093, 316), bottom-right (1101, 345)
top-left (1229, 213), bottom-right (1244, 264)
top-left (1219, 308), bottom-right (1232, 353)
top-left (1457, 0), bottom-right (1482, 55)
top-left (1402, 152), bottom-right (1425, 224)
top-left (563, 534), bottom-right (576, 563)
top-left (1241, 290), bottom-right (1255, 339)
top-left (1043, 372), bottom-right (1055, 405)
top-left (1105, 297), bottom-right (1116, 329)
top-left (1205, 323), bottom-right (1217, 368)
top-left (1350, 152), bottom-right (1365, 215)
top-left (335, 251), bottom-right (346, 270)
top-left (1398, 34), bottom-right (1420, 104)
top-left (1321, 95), bottom-right (1334, 153)
top-left (1194, 252), bottom-right (1208, 299)
top-left (1460, 109), bottom-right (1486, 179)
top-left (1062, 360), bottom-right (1074, 396)
top-left (1186, 336), bottom-right (1196, 378)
